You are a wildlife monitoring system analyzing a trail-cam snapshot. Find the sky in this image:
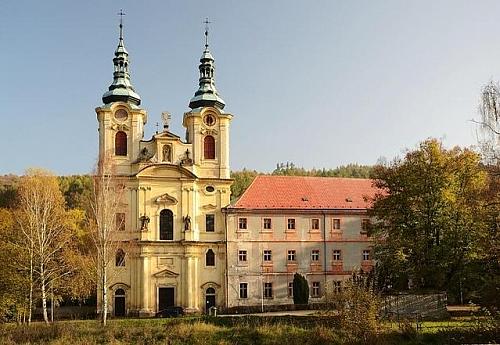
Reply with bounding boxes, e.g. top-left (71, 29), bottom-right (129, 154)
top-left (1, 0), bottom-right (499, 175)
